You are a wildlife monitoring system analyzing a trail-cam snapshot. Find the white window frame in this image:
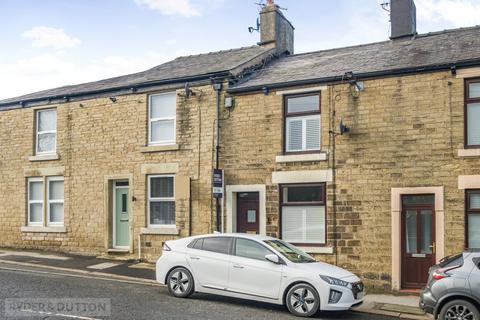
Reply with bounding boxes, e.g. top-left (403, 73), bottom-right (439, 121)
top-left (148, 92), bottom-right (176, 146)
top-left (285, 114), bottom-right (321, 152)
top-left (147, 175), bottom-right (176, 227)
top-left (35, 108), bottom-right (57, 155)
top-left (46, 176), bottom-right (64, 226)
top-left (27, 177), bottom-right (44, 226)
